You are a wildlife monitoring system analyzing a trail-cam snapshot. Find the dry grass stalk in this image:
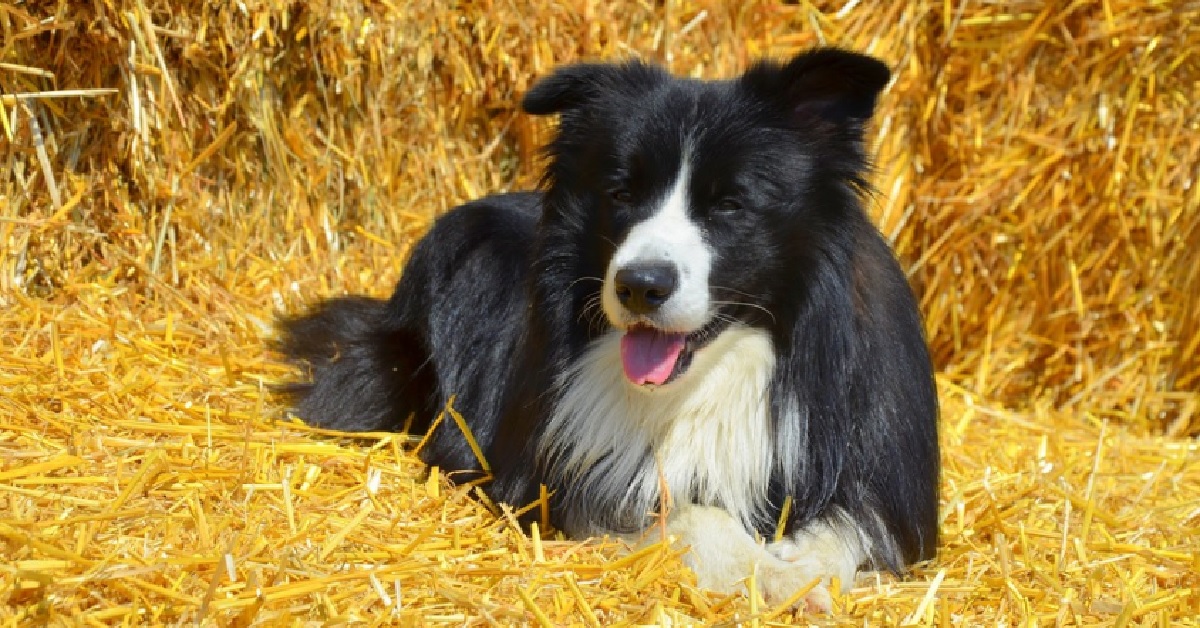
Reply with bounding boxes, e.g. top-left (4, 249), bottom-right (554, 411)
top-left (1, 0), bottom-right (1198, 624)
